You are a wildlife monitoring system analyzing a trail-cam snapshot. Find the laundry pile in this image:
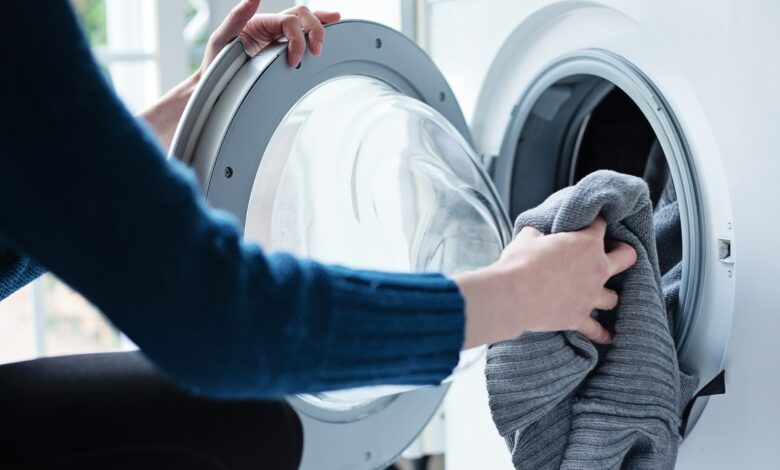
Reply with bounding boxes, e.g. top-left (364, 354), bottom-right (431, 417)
top-left (486, 170), bottom-right (697, 470)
